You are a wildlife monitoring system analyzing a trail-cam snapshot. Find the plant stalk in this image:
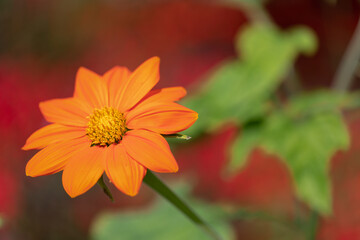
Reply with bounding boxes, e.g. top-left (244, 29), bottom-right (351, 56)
top-left (143, 171), bottom-right (222, 240)
top-left (332, 16), bottom-right (360, 92)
